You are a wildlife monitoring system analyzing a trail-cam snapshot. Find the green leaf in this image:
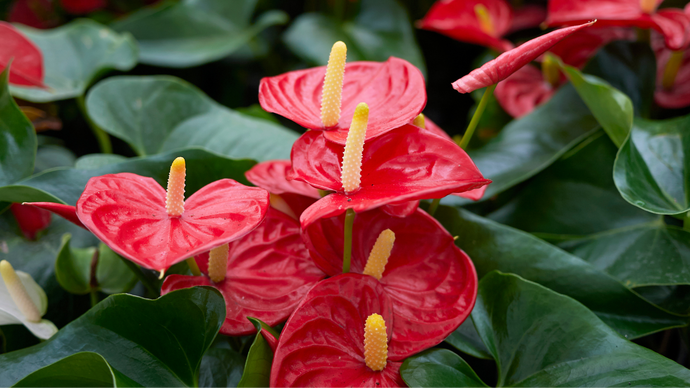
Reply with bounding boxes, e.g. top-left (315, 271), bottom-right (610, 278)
top-left (444, 84), bottom-right (599, 206)
top-left (237, 317), bottom-right (279, 387)
top-left (86, 76), bottom-right (298, 160)
top-left (74, 154), bottom-right (128, 170)
top-left (401, 349), bottom-right (488, 388)
top-left (474, 272), bottom-right (690, 387)
top-left (444, 319), bottom-right (492, 360)
top-left (614, 115), bottom-right (690, 215)
top-left (0, 287), bottom-right (226, 387)
top-left (55, 234), bottom-right (137, 295)
top-left (0, 148), bottom-right (255, 206)
top-left (0, 66), bottom-right (36, 186)
top-left (199, 348), bottom-right (245, 388)
top-left (488, 132), bottom-right (657, 239)
top-left (12, 352), bottom-right (134, 387)
top-left (283, 0), bottom-right (426, 76)
top-left (436, 207), bottom-right (688, 338)
top-left (34, 145), bottom-right (76, 174)
top-left (554, 54), bottom-right (634, 147)
top-left (10, 20), bottom-right (137, 102)
top-left (112, 0), bottom-right (288, 68)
